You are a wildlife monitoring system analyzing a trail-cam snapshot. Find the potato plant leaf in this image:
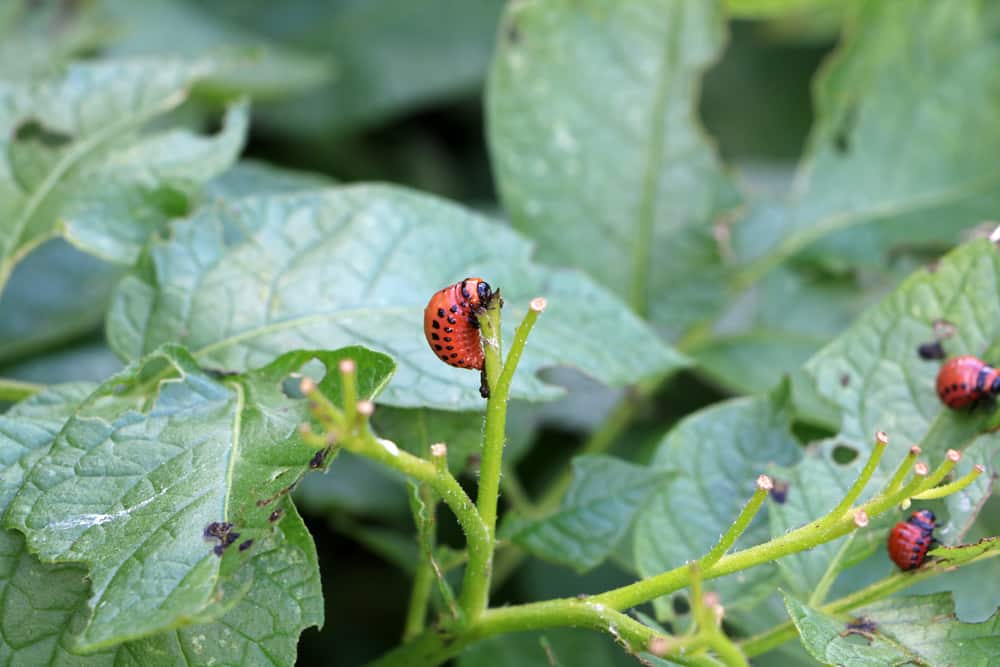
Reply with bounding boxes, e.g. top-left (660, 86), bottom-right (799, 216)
top-left (0, 58), bottom-right (248, 294)
top-left (734, 0), bottom-right (1000, 275)
top-left (488, 0), bottom-right (740, 338)
top-left (633, 394), bottom-right (801, 616)
top-left (107, 186), bottom-right (687, 410)
top-left (3, 344), bottom-right (392, 650)
top-left (786, 592), bottom-right (1000, 667)
top-left (0, 383), bottom-right (324, 664)
top-left (501, 455), bottom-right (671, 573)
top-left (804, 240), bottom-right (1000, 463)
